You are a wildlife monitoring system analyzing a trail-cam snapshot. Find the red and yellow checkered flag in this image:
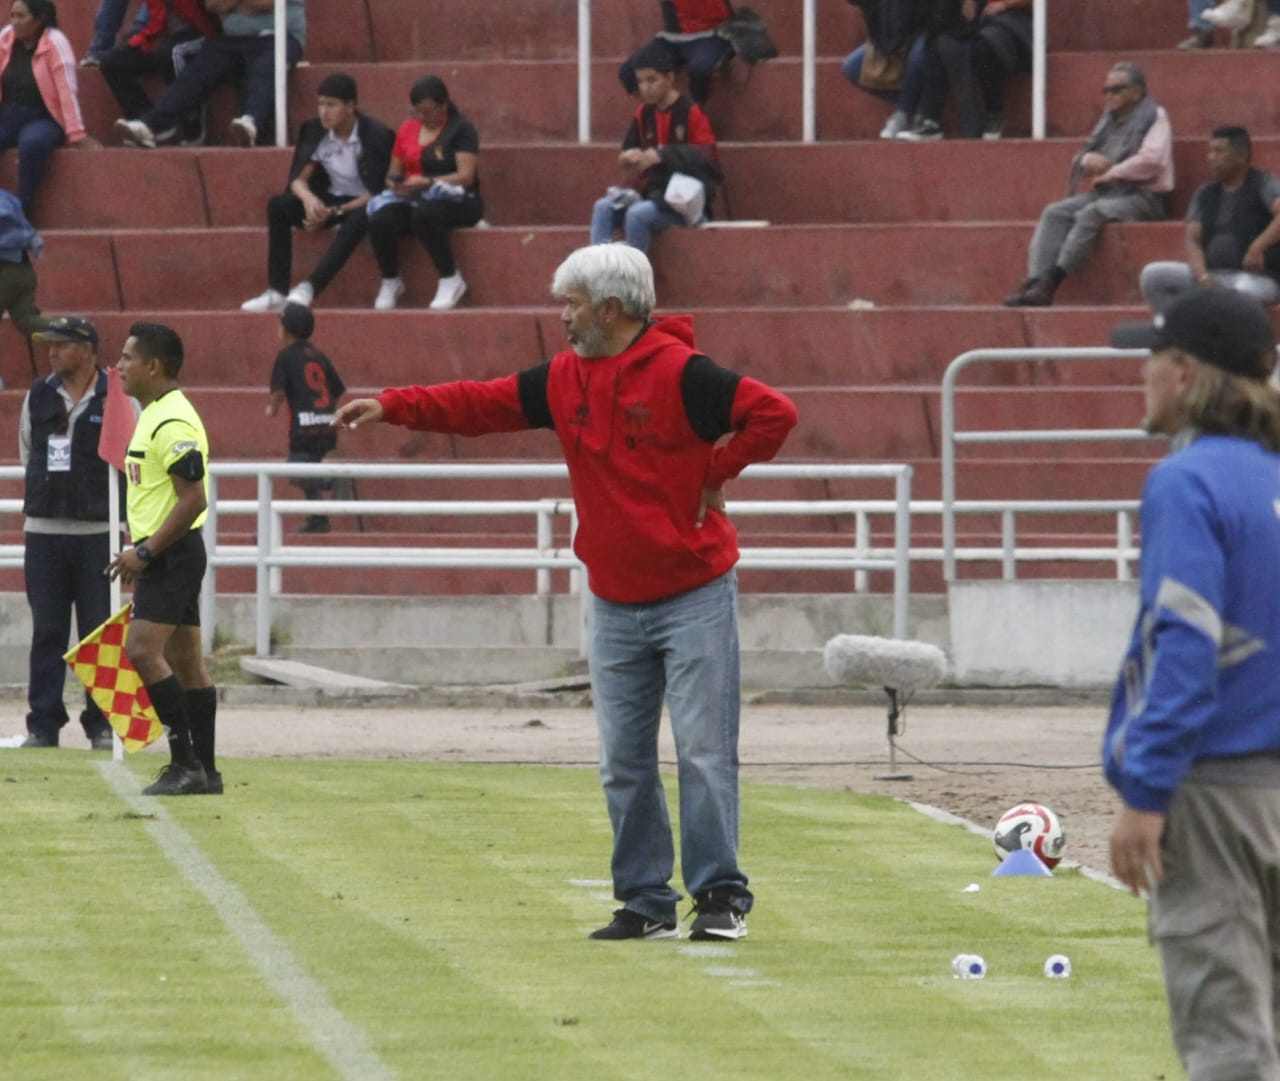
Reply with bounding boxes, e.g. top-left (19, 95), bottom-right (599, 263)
top-left (64, 604), bottom-right (163, 752)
